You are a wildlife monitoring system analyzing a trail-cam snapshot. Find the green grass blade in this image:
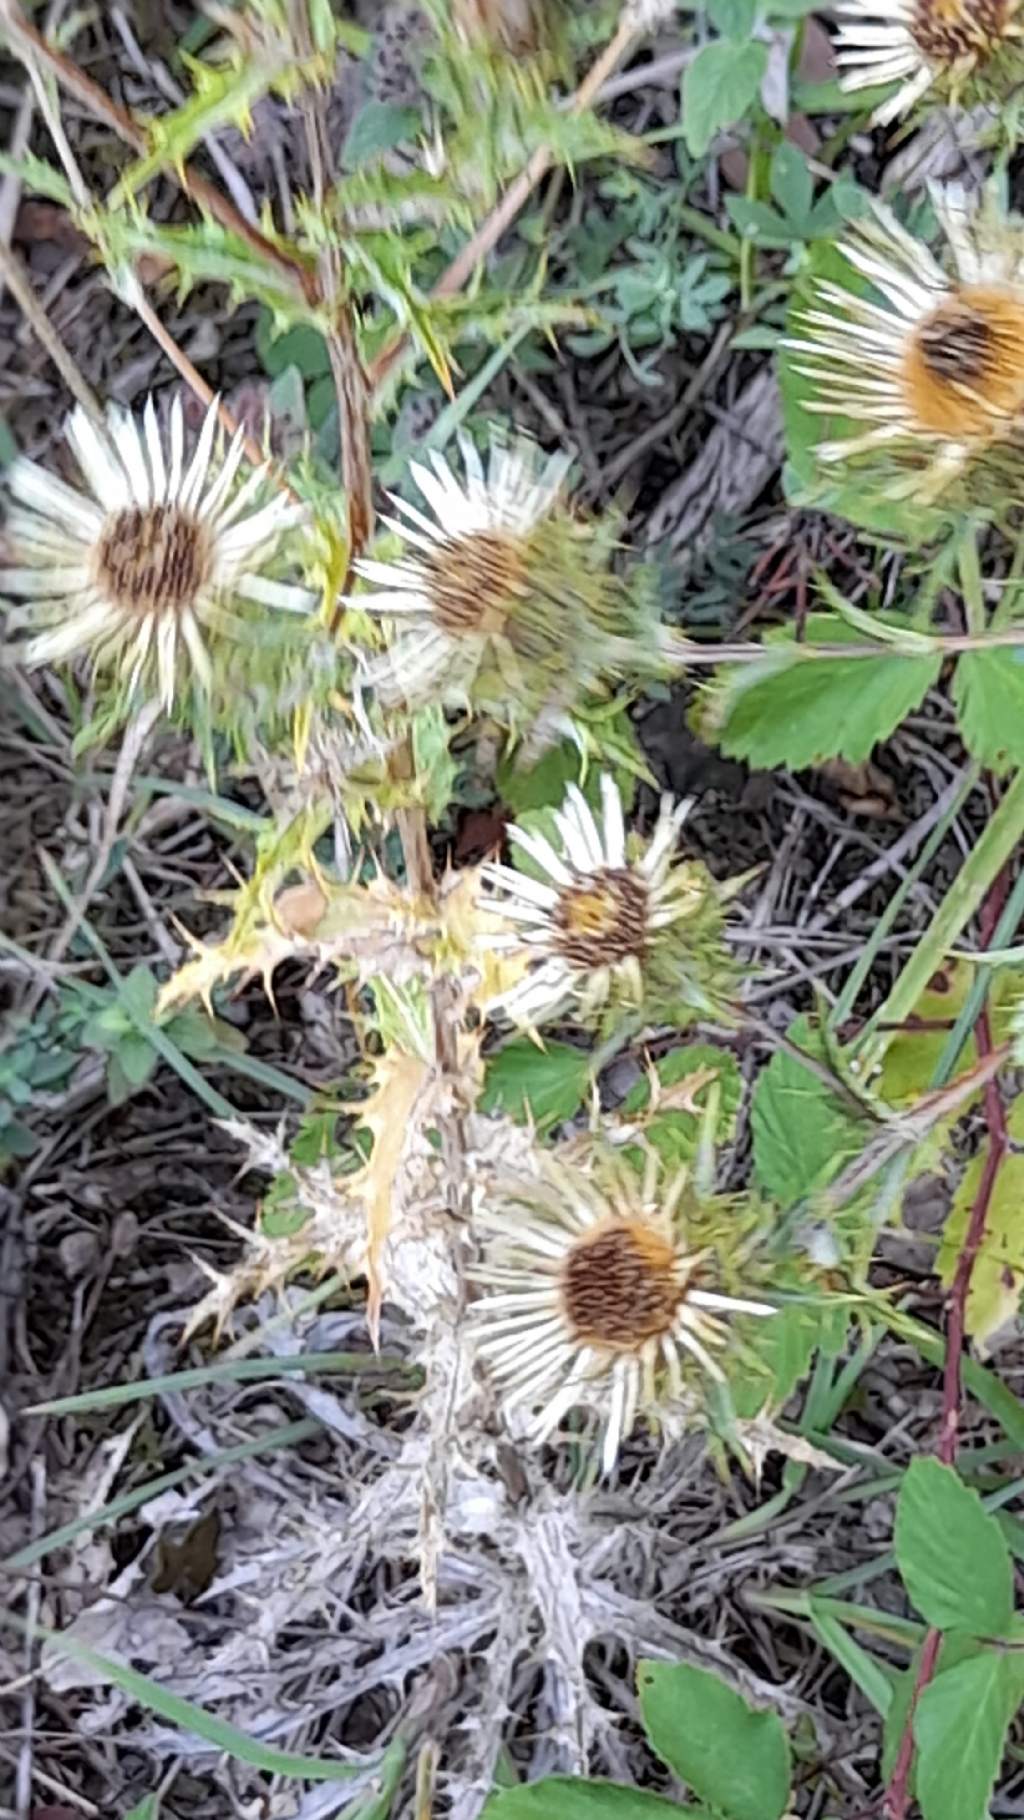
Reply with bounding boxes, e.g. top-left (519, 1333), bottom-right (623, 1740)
top-left (25, 1349), bottom-right (398, 1415)
top-left (113, 774), bottom-right (271, 833)
top-left (831, 767), bottom-right (978, 1035)
top-left (1, 1606), bottom-right (370, 1782)
top-left (861, 767), bottom-right (1024, 1067)
top-left (3, 1418), bottom-right (319, 1573)
top-left (208, 1044), bottom-right (313, 1106)
top-left (809, 1605), bottom-right (895, 1716)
